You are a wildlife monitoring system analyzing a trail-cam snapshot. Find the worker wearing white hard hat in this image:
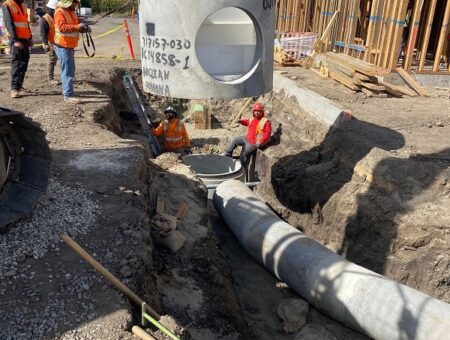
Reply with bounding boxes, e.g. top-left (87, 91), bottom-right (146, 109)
top-left (39, 0), bottom-right (60, 85)
top-left (46, 0), bottom-right (59, 10)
